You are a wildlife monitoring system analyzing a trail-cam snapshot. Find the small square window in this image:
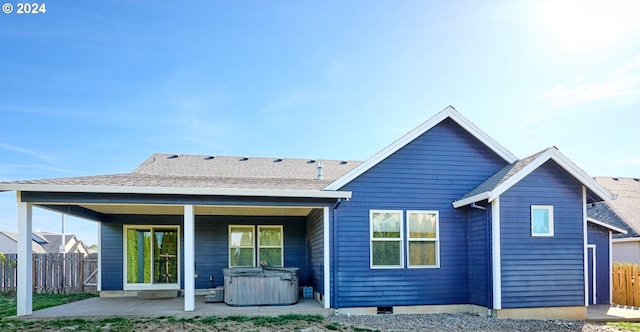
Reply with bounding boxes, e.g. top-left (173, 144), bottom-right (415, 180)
top-left (531, 205), bottom-right (554, 237)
